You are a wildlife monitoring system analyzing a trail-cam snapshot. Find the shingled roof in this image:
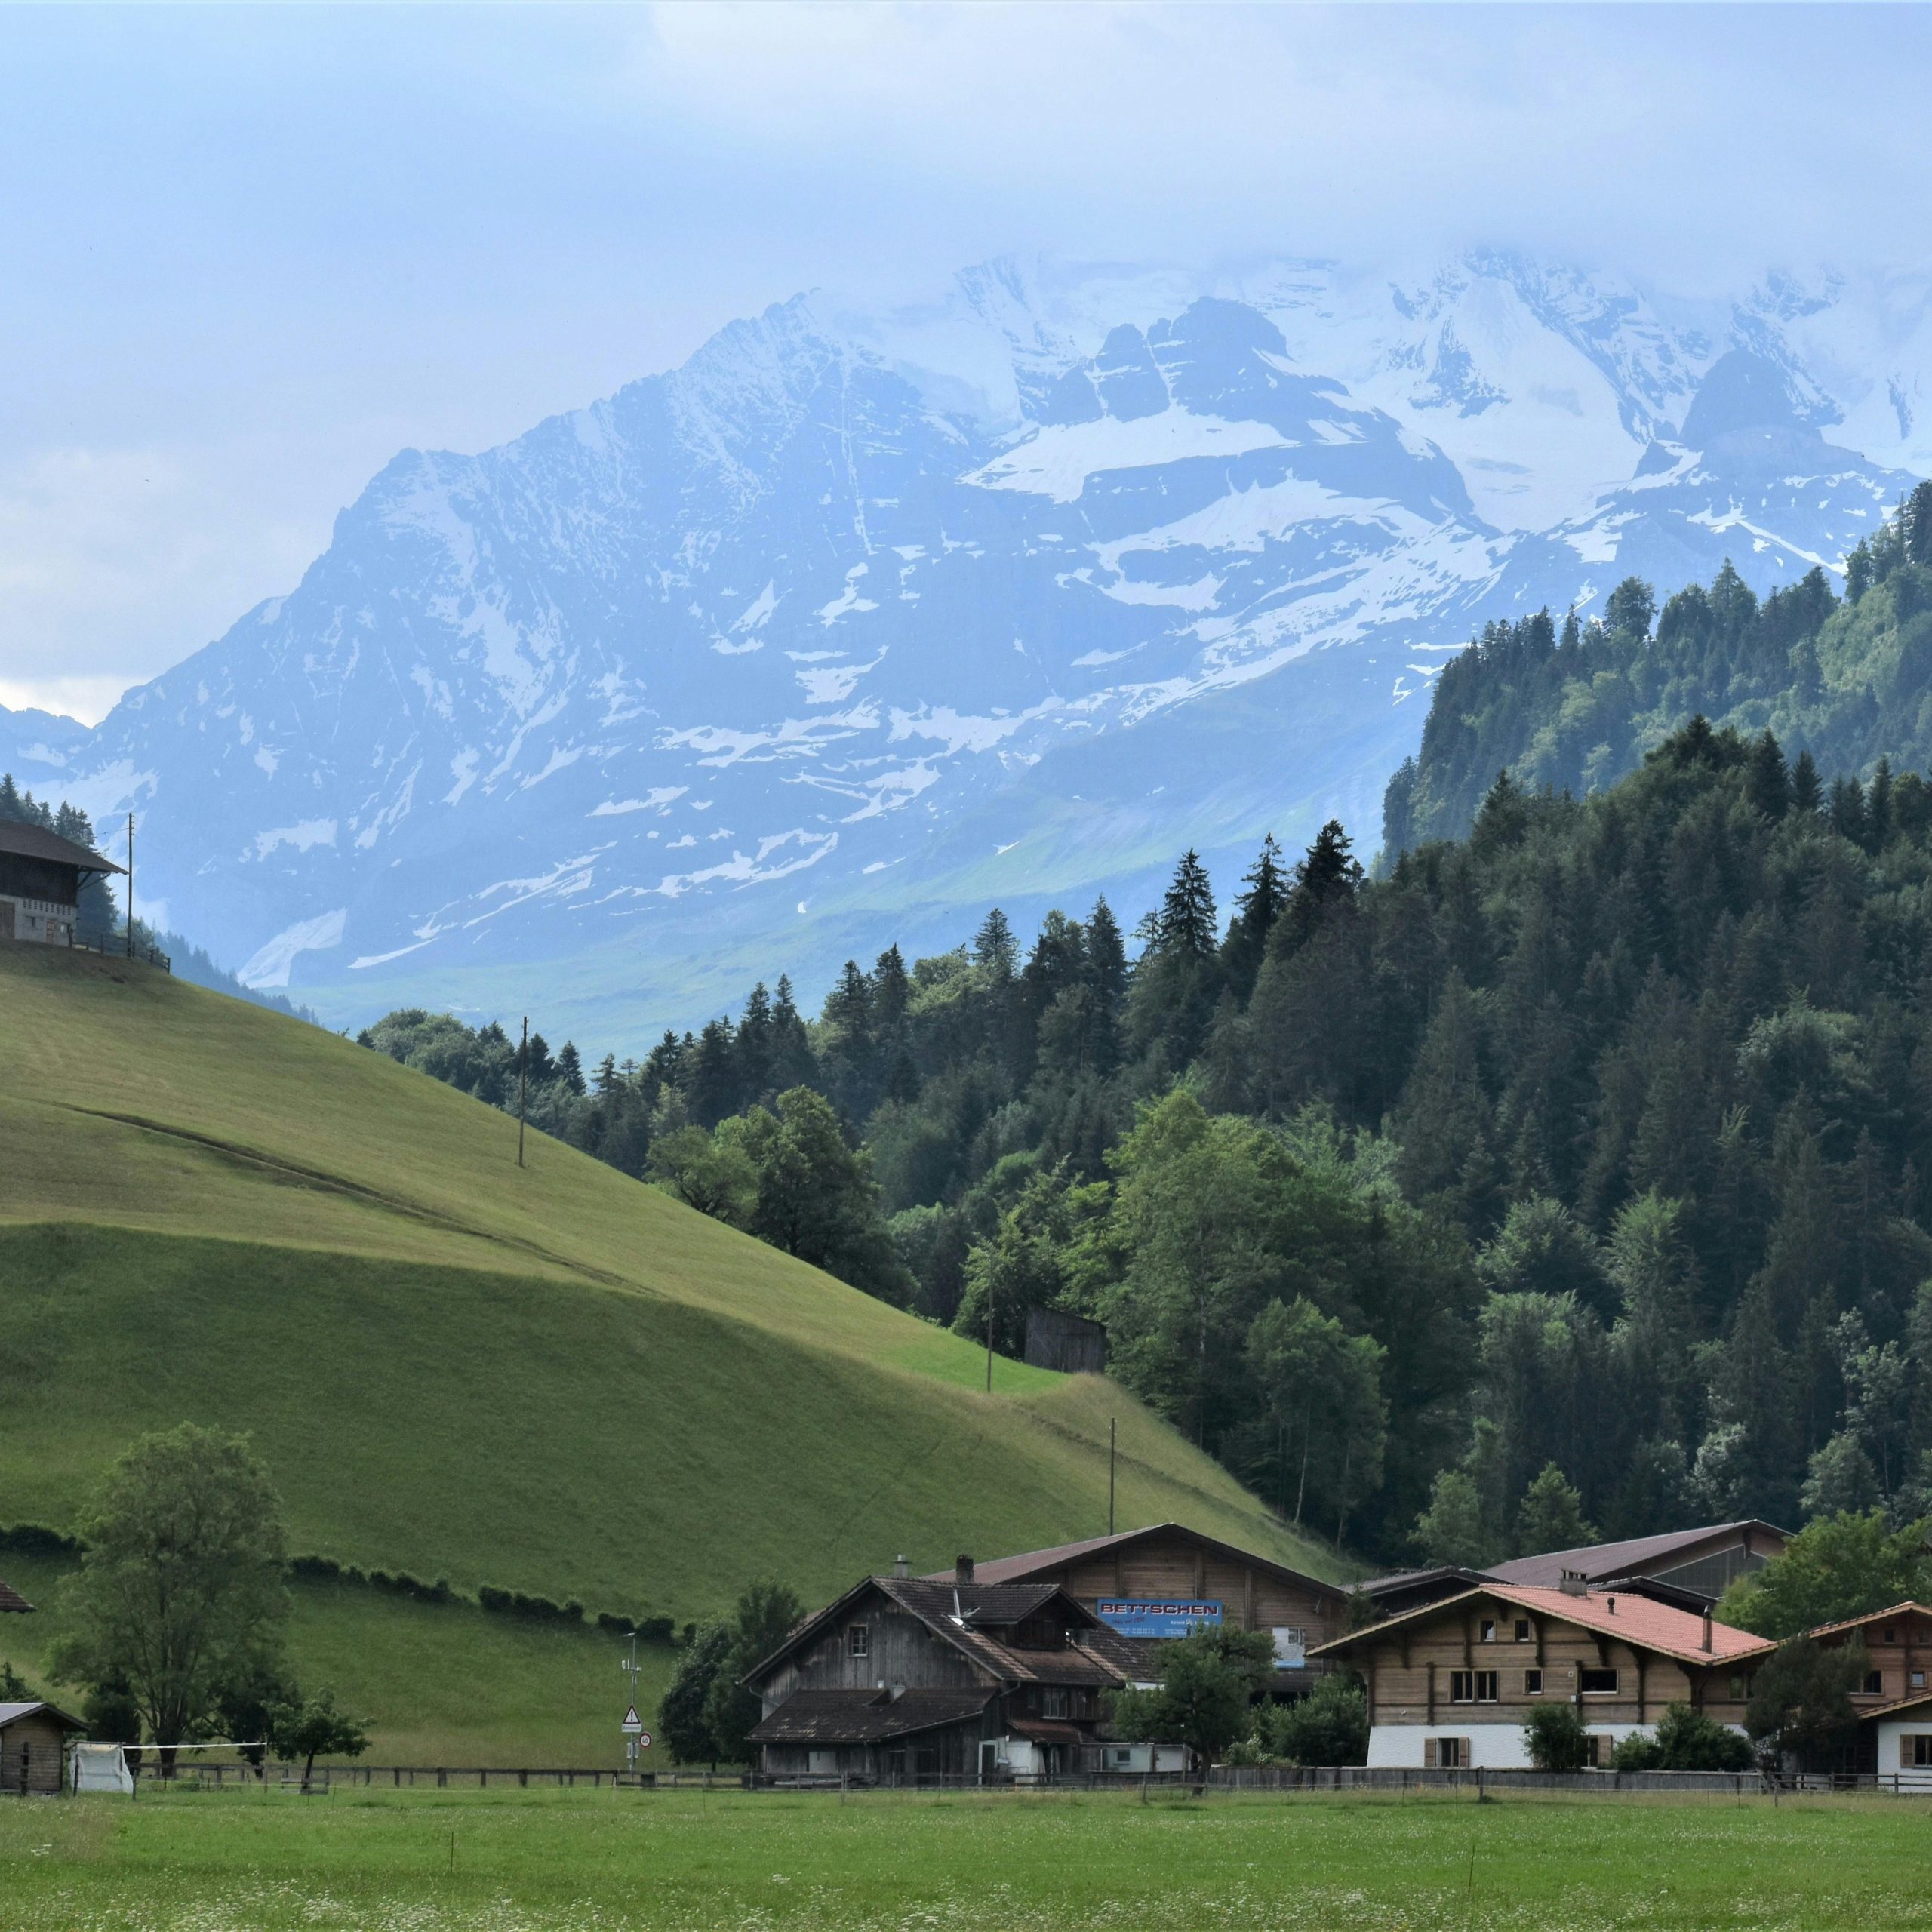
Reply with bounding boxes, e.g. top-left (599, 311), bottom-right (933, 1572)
top-left (0, 820), bottom-right (122, 874)
top-left (747, 1687), bottom-right (994, 1746)
top-left (743, 1573), bottom-right (1132, 1691)
top-left (1484, 1521), bottom-right (1787, 1589)
top-left (926, 1523), bottom-right (1337, 1600)
top-left (0, 1577), bottom-right (34, 1614)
